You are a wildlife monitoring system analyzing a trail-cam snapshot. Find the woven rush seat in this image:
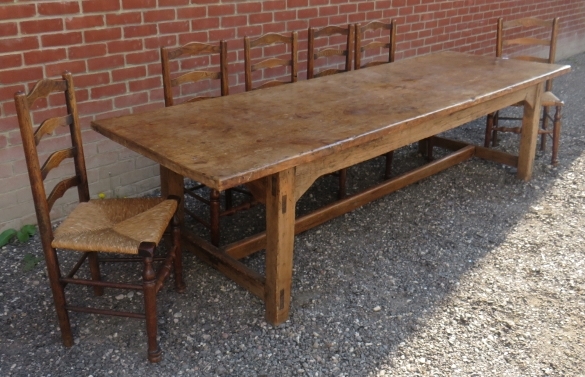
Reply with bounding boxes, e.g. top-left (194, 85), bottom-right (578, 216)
top-left (53, 198), bottom-right (177, 254)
